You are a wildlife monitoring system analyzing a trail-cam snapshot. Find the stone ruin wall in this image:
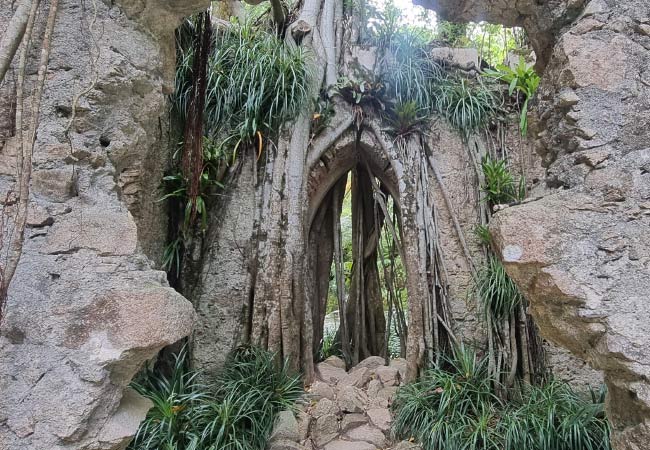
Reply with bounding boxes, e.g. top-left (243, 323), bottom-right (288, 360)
top-left (0, 1), bottom-right (207, 449)
top-left (0, 0), bottom-right (645, 449)
top-left (418, 0), bottom-right (650, 446)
